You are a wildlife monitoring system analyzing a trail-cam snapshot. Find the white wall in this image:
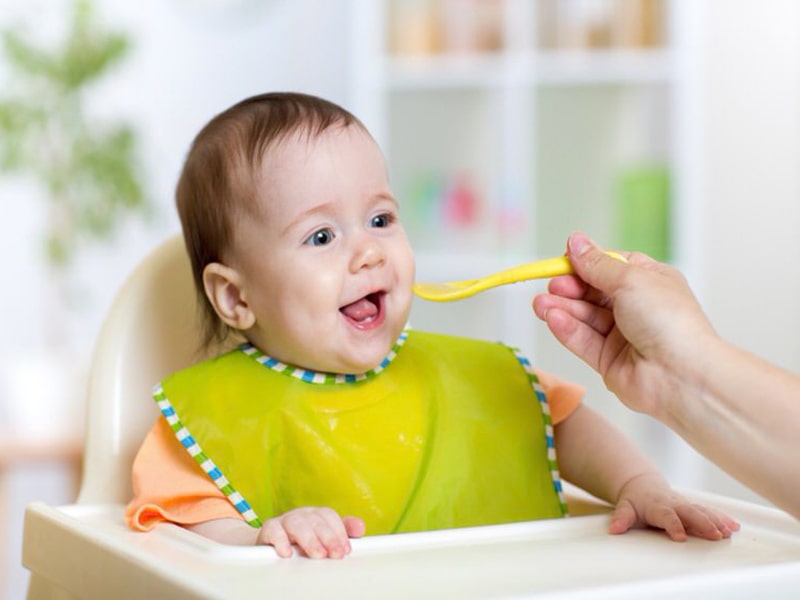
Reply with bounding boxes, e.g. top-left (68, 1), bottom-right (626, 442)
top-left (699, 0), bottom-right (800, 503)
top-left (703, 0), bottom-right (800, 370)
